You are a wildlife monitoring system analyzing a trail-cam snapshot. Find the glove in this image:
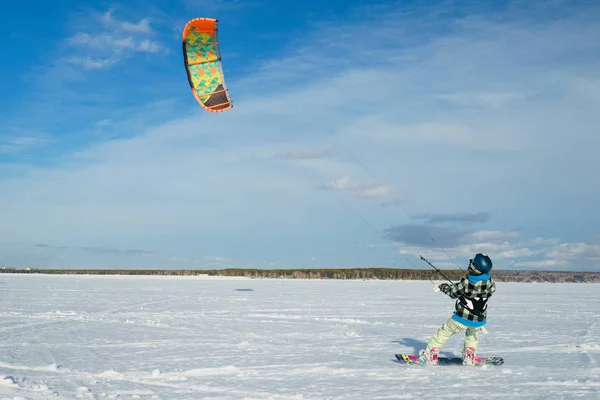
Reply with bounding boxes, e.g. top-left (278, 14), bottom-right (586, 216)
top-left (438, 283), bottom-right (450, 292)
